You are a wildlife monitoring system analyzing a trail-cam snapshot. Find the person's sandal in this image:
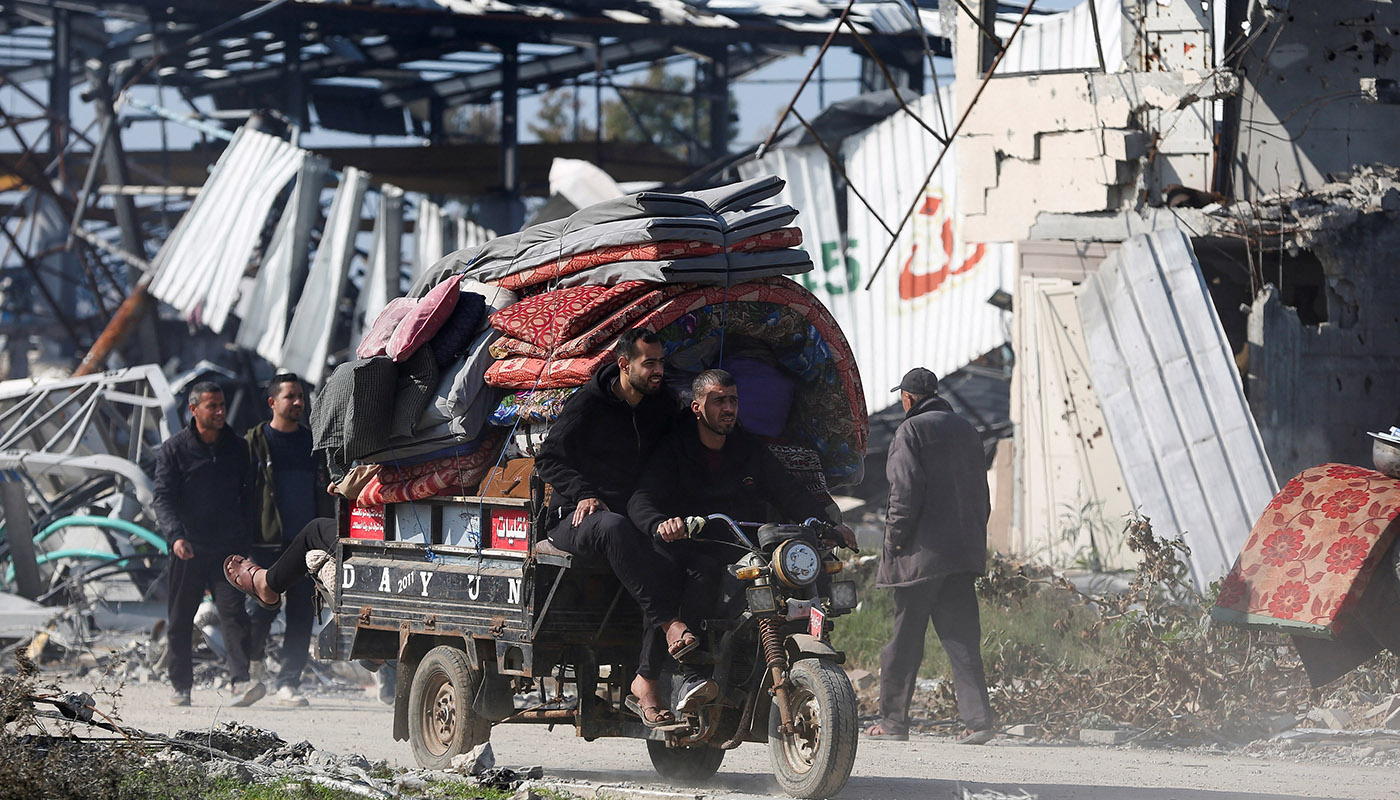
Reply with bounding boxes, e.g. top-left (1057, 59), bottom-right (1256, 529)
top-left (956, 727), bottom-right (996, 745)
top-left (624, 695), bottom-right (685, 730)
top-left (861, 721), bottom-right (909, 741)
top-left (223, 555), bottom-right (281, 611)
top-left (666, 626), bottom-right (700, 661)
